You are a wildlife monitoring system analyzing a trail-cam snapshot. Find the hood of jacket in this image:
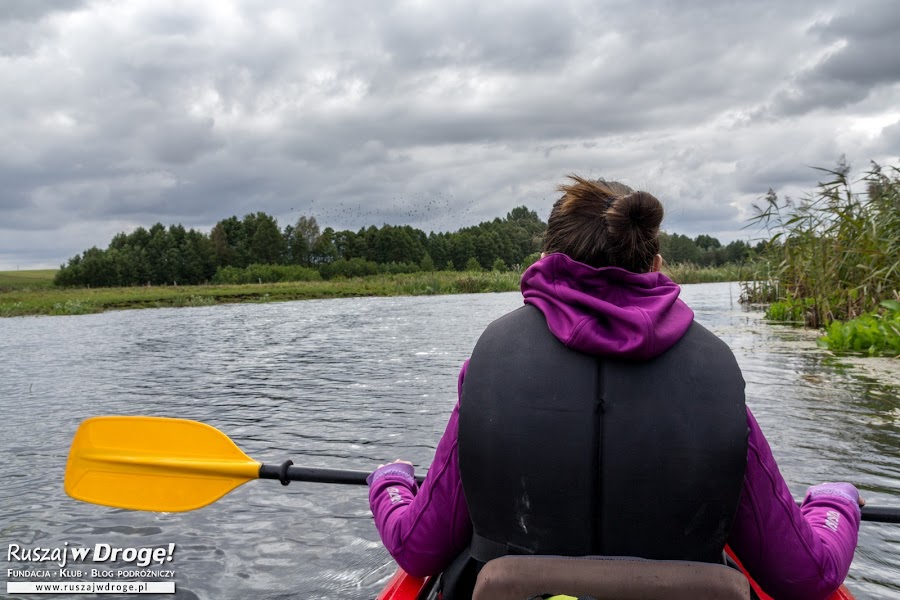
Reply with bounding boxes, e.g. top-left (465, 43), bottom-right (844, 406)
top-left (521, 253), bottom-right (694, 360)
